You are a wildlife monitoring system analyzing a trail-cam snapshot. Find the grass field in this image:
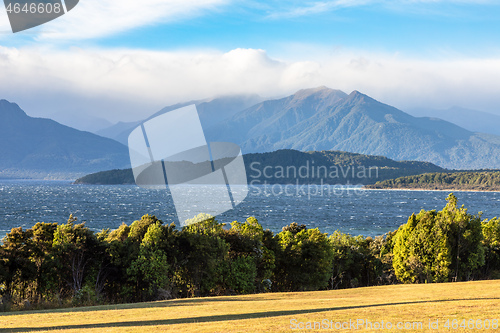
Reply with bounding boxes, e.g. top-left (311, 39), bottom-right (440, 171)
top-left (1, 280), bottom-right (499, 332)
